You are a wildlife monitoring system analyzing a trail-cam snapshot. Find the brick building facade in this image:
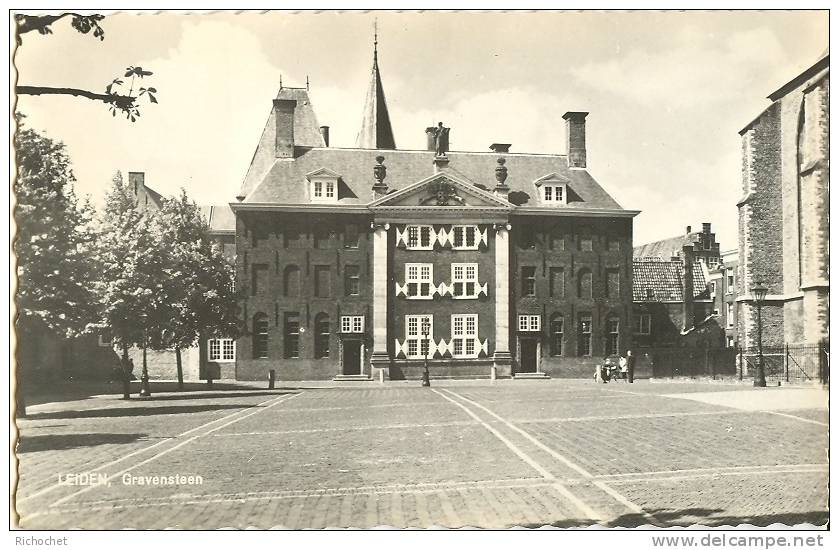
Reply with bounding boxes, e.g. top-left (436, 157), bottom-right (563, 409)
top-left (737, 52), bottom-right (829, 347)
top-left (231, 45), bottom-right (638, 381)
